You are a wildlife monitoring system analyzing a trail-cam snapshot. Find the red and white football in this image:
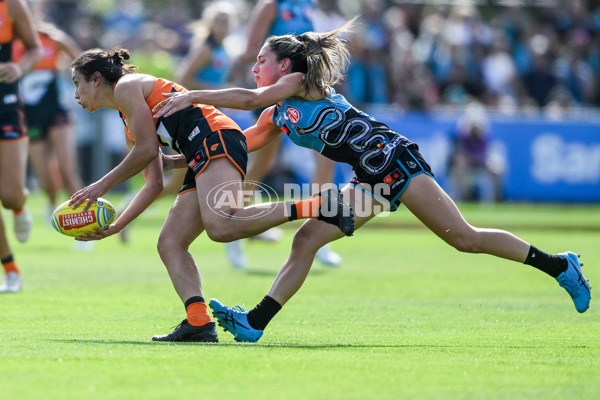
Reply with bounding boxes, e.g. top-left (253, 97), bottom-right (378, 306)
top-left (51, 198), bottom-right (117, 237)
